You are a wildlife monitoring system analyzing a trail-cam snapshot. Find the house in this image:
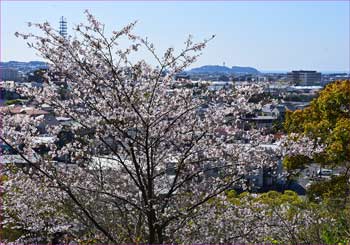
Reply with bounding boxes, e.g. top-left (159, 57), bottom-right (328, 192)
top-left (261, 103), bottom-right (287, 120)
